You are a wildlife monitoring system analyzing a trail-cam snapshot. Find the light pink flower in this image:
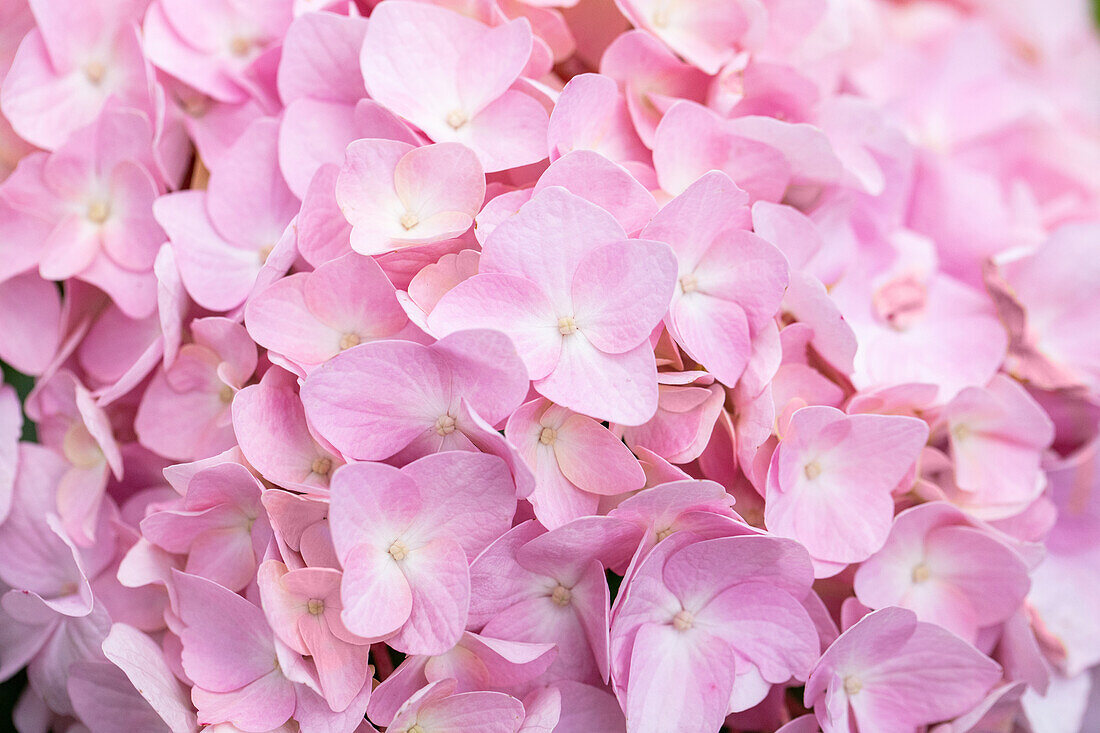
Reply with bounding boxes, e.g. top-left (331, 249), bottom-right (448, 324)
top-left (939, 374), bottom-right (1055, 519)
top-left (0, 0), bottom-right (153, 149)
top-left (616, 373), bottom-right (726, 464)
top-left (172, 570), bottom-right (306, 731)
top-left (506, 398), bottom-right (645, 529)
top-left (141, 462), bottom-right (271, 592)
top-left (135, 317), bottom-right (257, 461)
top-left (329, 452), bottom-right (517, 654)
top-left (335, 139), bottom-right (485, 256)
top-left (301, 329), bottom-right (528, 462)
top-left (641, 171), bottom-right (787, 387)
top-left (143, 0), bottom-right (294, 105)
top-left (610, 532), bottom-right (819, 730)
top-left (360, 1), bottom-right (549, 172)
top-left (765, 405), bottom-right (929, 575)
top-left (1, 106), bottom-right (164, 317)
top-left (258, 561), bottom-right (372, 712)
top-left (245, 252), bottom-right (411, 374)
top-left (154, 117), bottom-right (298, 312)
top-left (231, 367), bottom-right (343, 492)
top-left (804, 607), bottom-right (1002, 733)
top-left (469, 520), bottom-right (631, 686)
top-left (853, 502), bottom-right (1031, 642)
top-left (429, 186), bottom-right (678, 425)
top-left (28, 370), bottom-right (123, 545)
